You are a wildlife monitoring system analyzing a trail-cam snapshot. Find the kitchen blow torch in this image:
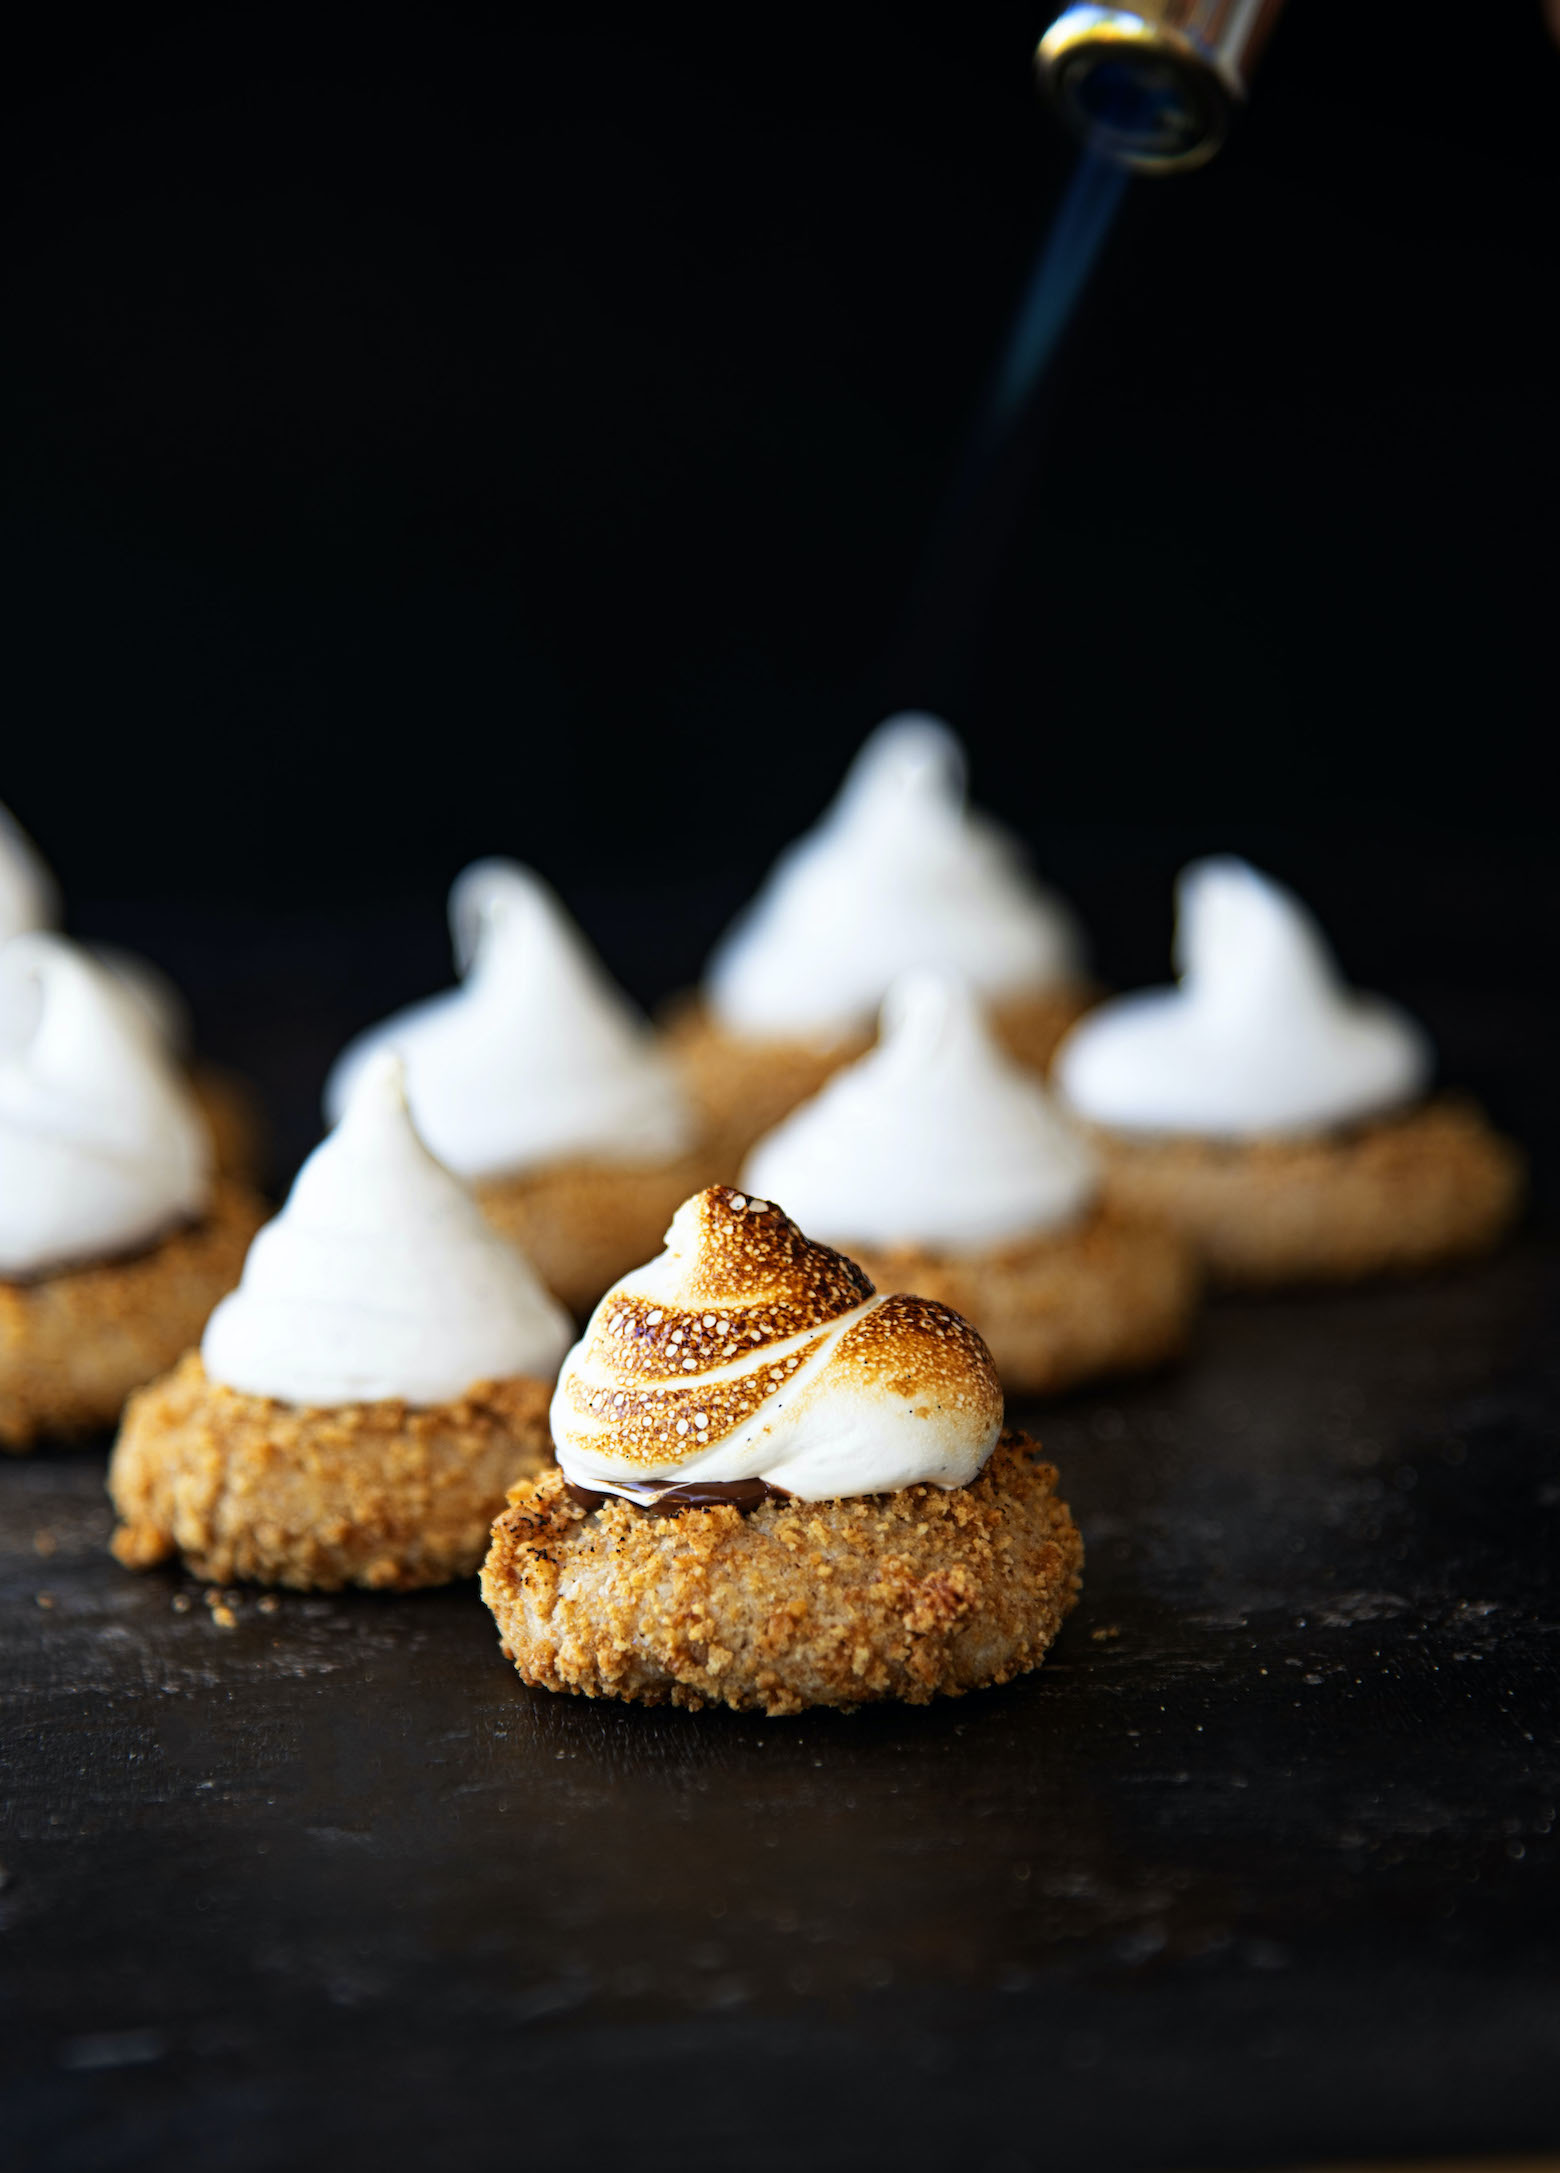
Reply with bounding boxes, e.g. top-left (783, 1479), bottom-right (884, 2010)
top-left (1038, 0), bottom-right (1287, 172)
